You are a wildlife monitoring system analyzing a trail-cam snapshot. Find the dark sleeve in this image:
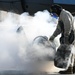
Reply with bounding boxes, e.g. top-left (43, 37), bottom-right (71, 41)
top-left (52, 21), bottom-right (62, 38)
